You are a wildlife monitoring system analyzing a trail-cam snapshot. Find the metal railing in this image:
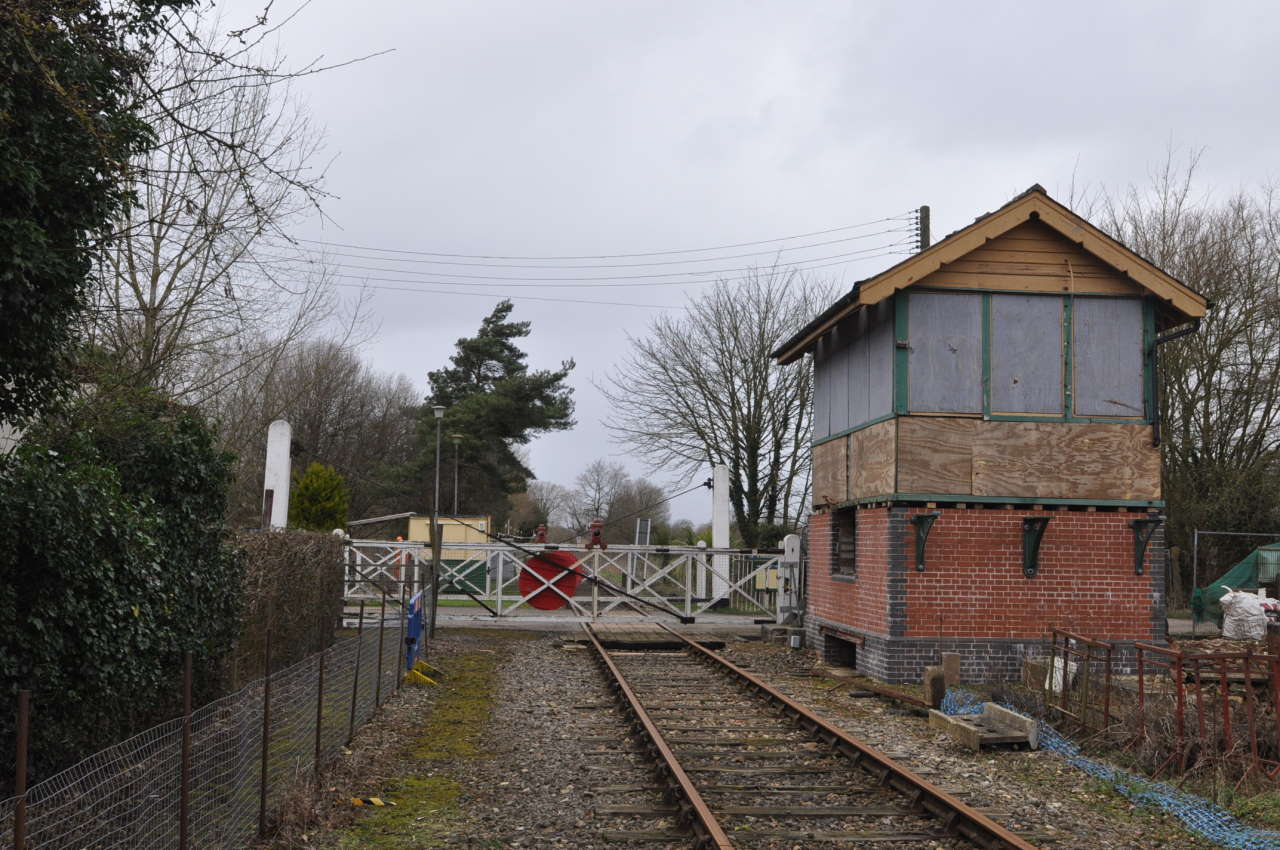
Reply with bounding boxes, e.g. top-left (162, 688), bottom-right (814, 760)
top-left (345, 539), bottom-right (786, 620)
